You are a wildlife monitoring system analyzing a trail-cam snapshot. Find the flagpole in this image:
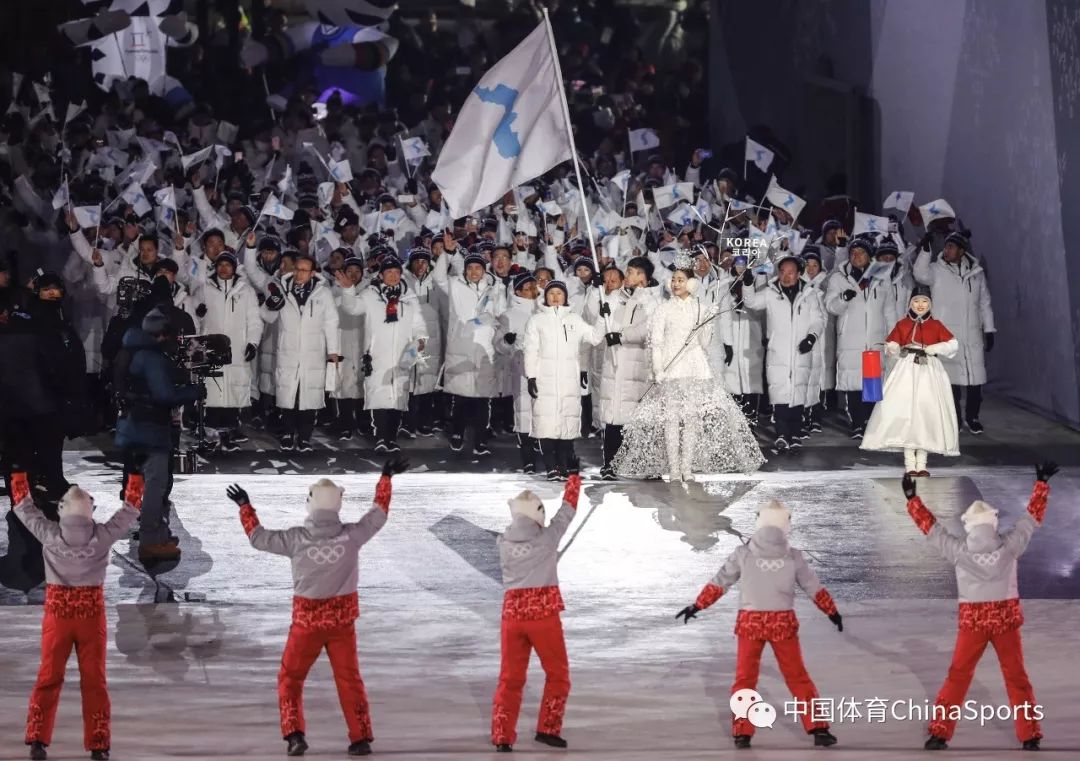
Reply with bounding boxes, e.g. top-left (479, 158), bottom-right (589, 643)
top-left (542, 8), bottom-right (600, 275)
